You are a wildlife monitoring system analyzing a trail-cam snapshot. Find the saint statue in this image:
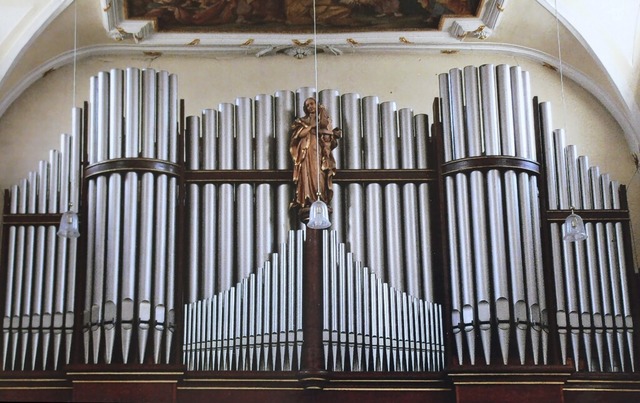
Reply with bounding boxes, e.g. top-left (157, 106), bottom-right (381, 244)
top-left (290, 97), bottom-right (341, 216)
